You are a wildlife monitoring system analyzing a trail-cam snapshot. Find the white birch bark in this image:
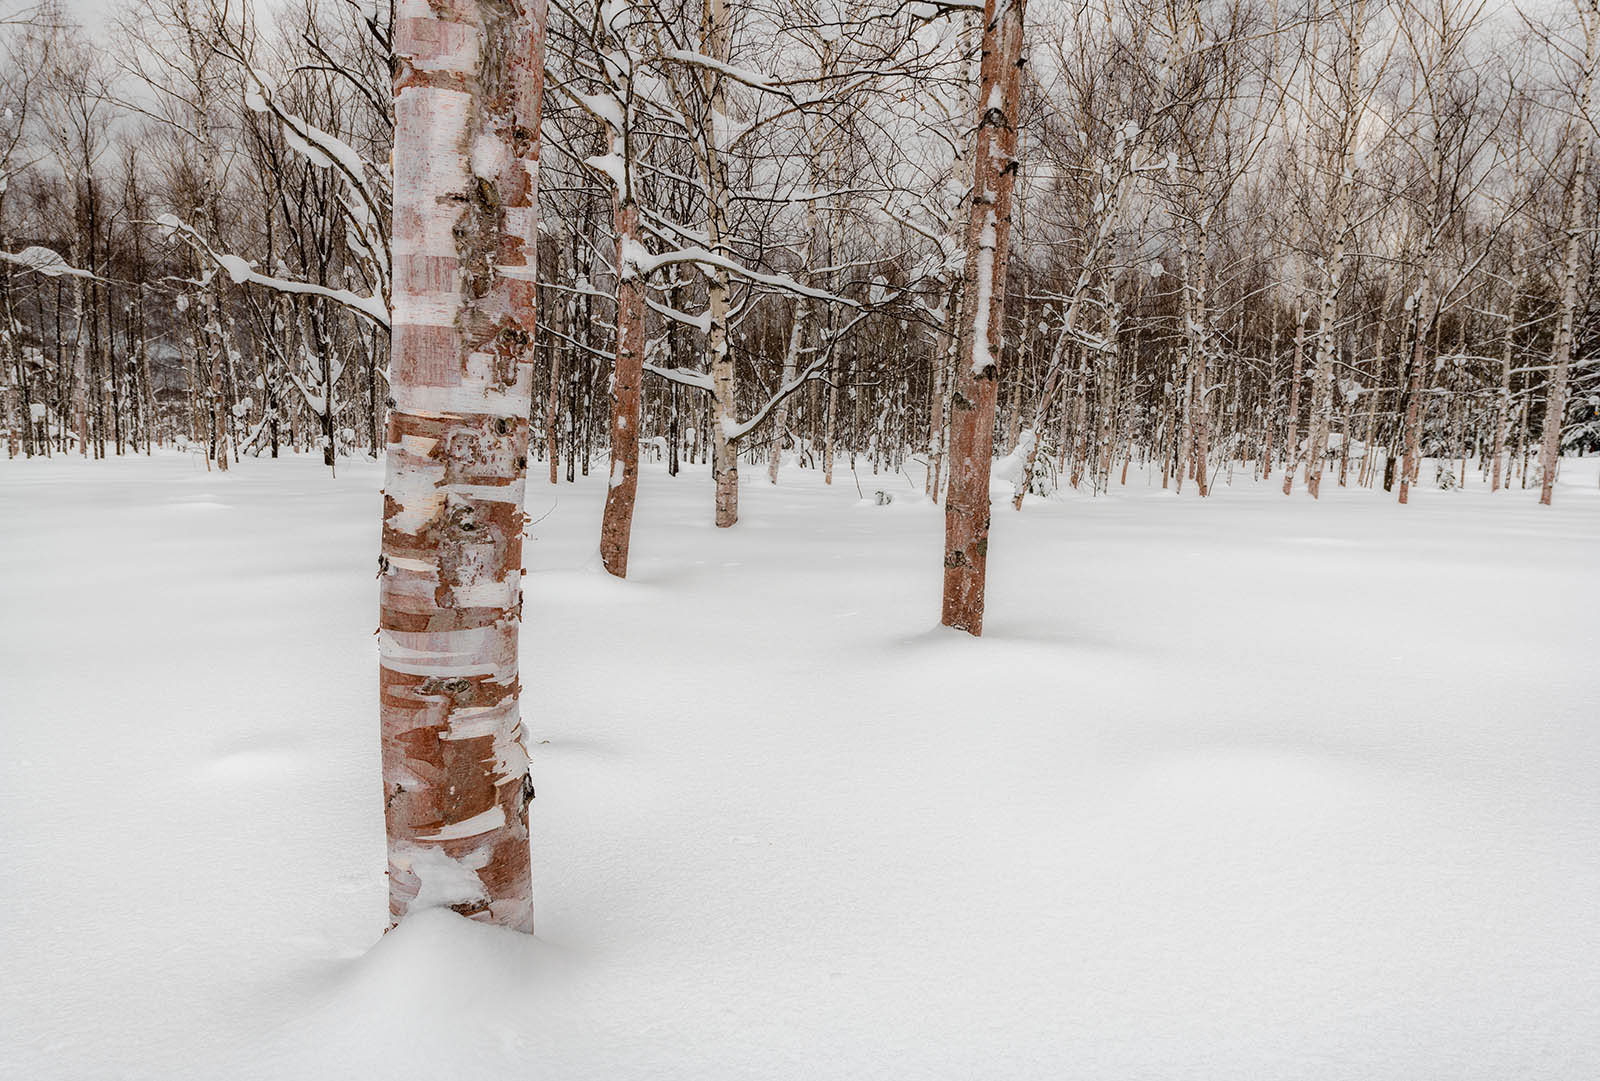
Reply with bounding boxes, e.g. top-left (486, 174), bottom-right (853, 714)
top-left (379, 0), bottom-right (548, 931)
